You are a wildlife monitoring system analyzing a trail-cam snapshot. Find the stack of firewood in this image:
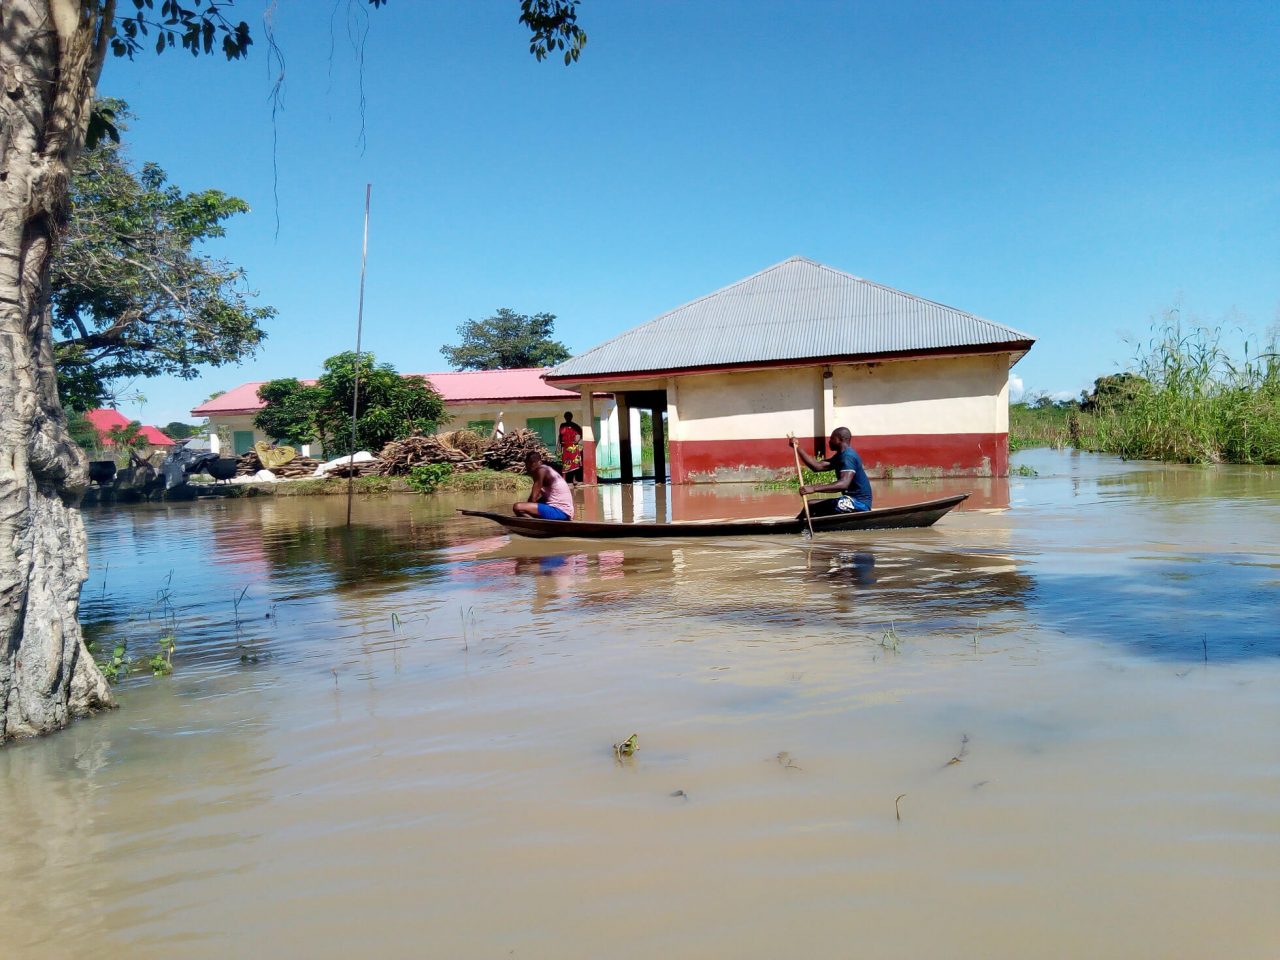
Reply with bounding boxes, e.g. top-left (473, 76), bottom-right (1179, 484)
top-left (273, 456), bottom-right (322, 479)
top-left (324, 458), bottom-right (379, 478)
top-left (374, 434), bottom-right (479, 475)
top-left (233, 450), bottom-right (321, 479)
top-left (439, 429), bottom-right (486, 458)
top-left (235, 451), bottom-right (263, 477)
top-left (482, 428), bottom-right (553, 473)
